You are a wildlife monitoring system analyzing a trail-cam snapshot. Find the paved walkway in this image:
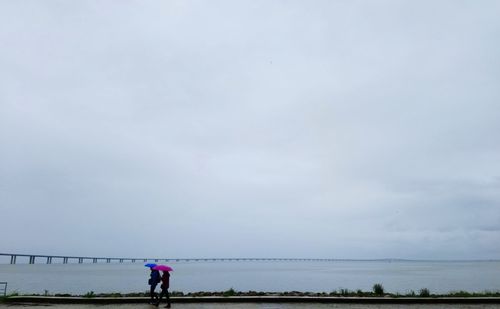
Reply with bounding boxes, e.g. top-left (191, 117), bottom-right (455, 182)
top-left (2, 304), bottom-right (500, 308)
